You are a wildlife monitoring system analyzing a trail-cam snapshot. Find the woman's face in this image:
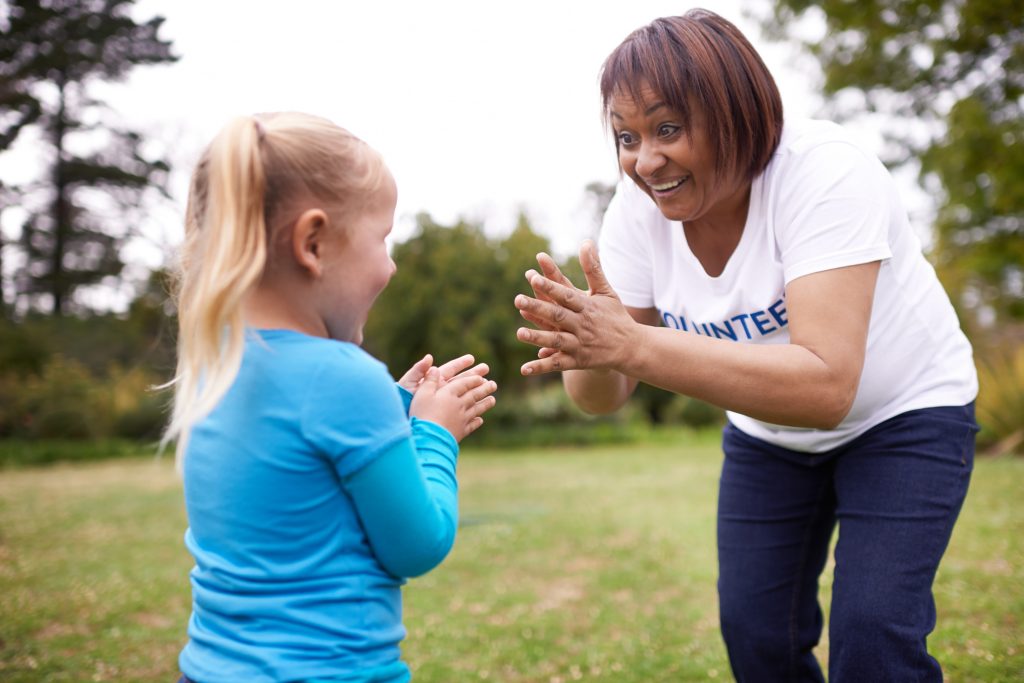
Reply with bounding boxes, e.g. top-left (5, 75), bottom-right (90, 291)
top-left (609, 83), bottom-right (746, 224)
